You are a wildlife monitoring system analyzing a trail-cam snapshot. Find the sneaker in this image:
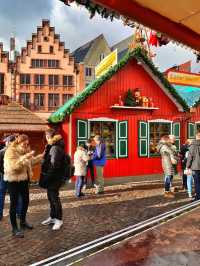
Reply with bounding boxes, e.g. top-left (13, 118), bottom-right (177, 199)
top-left (12, 228), bottom-right (24, 238)
top-left (188, 193), bottom-right (193, 198)
top-left (20, 221), bottom-right (34, 230)
top-left (93, 184), bottom-right (98, 188)
top-left (82, 185), bottom-right (87, 191)
top-left (41, 217), bottom-right (55, 226)
top-left (52, 219), bottom-right (63, 231)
